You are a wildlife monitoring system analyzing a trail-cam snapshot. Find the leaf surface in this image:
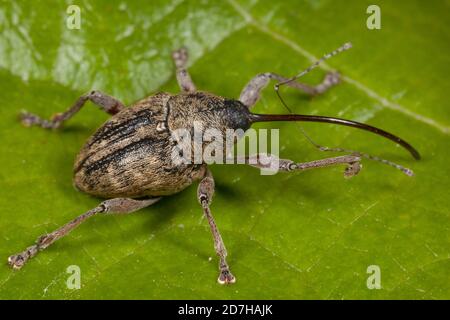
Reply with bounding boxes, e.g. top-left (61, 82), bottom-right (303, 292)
top-left (0, 0), bottom-right (448, 299)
